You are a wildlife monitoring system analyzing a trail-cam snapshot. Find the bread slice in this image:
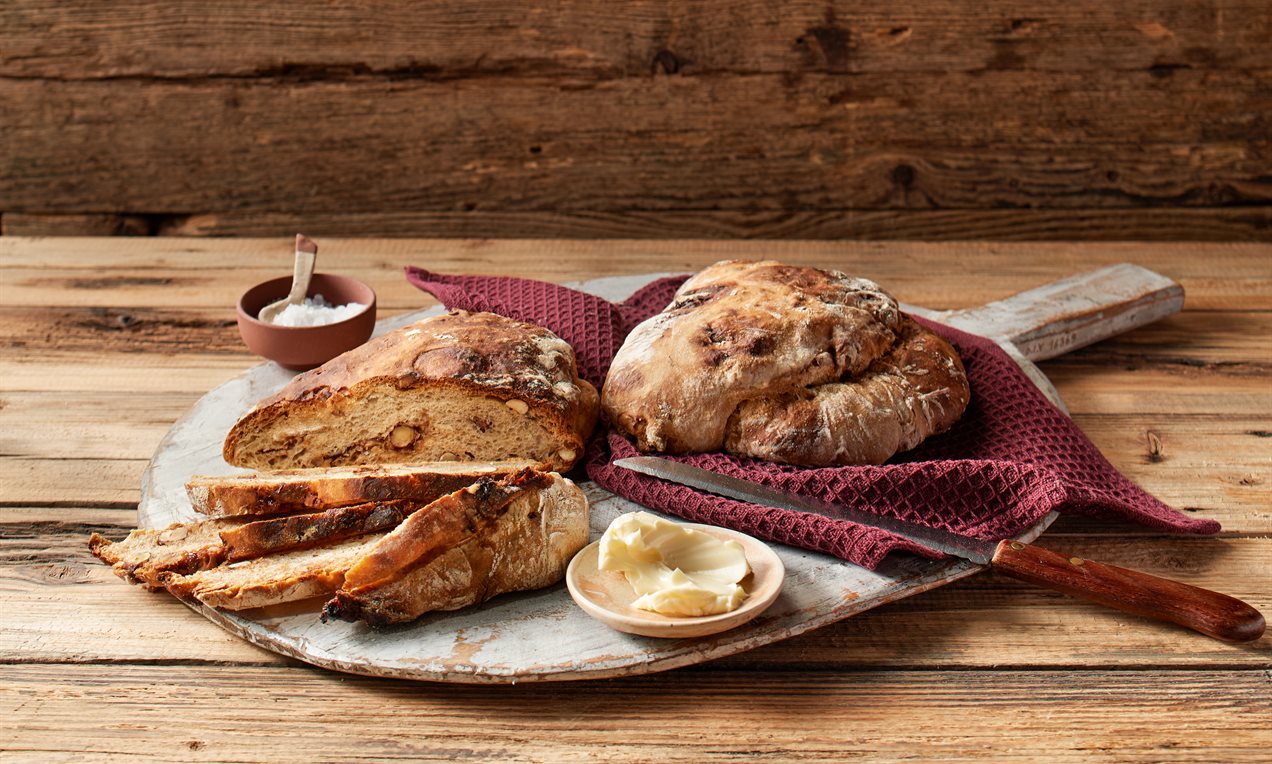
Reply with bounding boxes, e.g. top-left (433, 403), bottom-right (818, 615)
top-left (323, 468), bottom-right (589, 627)
top-left (219, 499), bottom-right (422, 561)
top-left (161, 534), bottom-right (384, 610)
top-left (221, 311), bottom-right (598, 473)
top-left (187, 460), bottom-right (534, 517)
top-left (89, 519), bottom-right (246, 590)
